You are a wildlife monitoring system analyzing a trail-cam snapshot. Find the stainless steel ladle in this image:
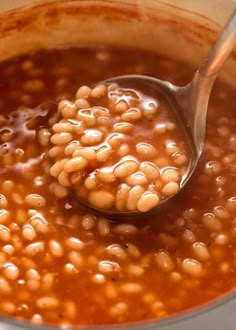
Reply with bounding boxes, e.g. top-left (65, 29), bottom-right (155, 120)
top-left (93, 8), bottom-right (236, 217)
